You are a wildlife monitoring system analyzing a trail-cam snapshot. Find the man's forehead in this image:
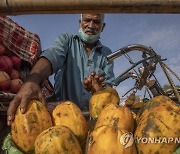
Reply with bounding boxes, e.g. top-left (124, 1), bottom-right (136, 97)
top-left (82, 14), bottom-right (102, 19)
